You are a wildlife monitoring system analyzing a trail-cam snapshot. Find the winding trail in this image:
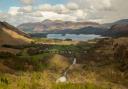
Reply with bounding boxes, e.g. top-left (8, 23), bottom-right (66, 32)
top-left (56, 58), bottom-right (76, 83)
